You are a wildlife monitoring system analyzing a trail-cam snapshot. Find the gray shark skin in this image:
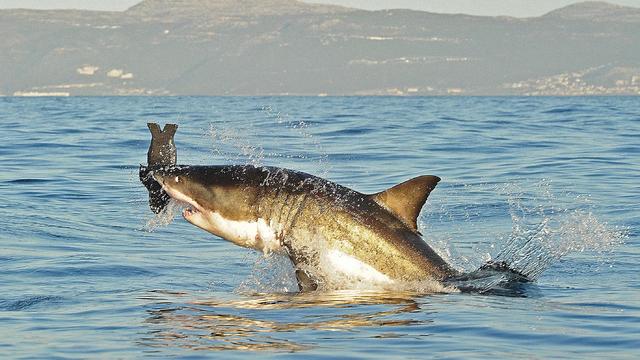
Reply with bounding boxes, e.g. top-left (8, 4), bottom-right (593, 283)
top-left (151, 165), bottom-right (462, 291)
